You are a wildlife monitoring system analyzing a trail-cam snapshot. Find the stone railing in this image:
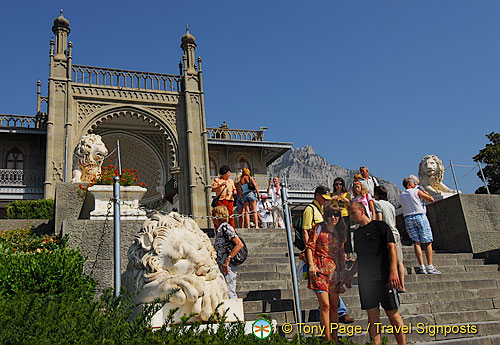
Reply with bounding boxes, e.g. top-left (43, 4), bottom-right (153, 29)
top-left (207, 127), bottom-right (264, 141)
top-left (0, 114), bottom-right (47, 129)
top-left (71, 65), bottom-right (181, 92)
top-left (0, 169), bottom-right (45, 186)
